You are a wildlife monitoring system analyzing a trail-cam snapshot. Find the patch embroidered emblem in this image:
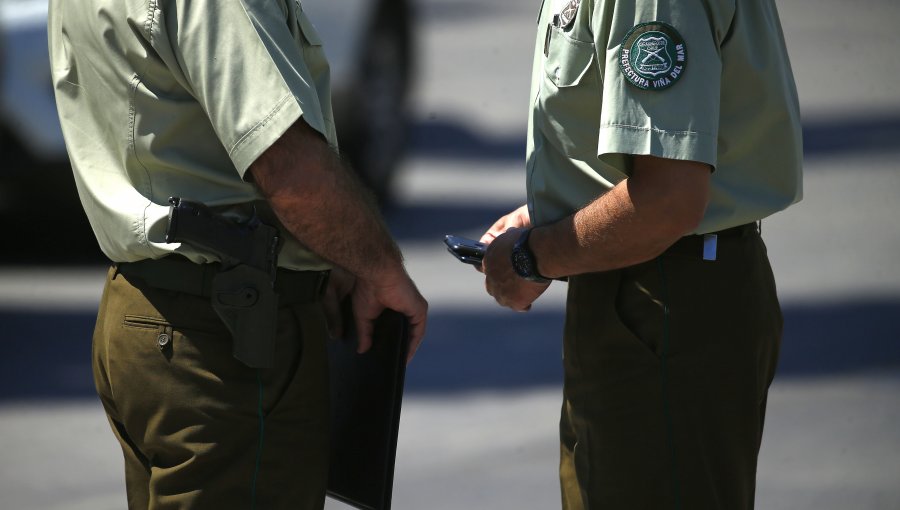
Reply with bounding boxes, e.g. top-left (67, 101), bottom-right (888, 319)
top-left (557, 0), bottom-right (580, 29)
top-left (618, 22), bottom-right (687, 91)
